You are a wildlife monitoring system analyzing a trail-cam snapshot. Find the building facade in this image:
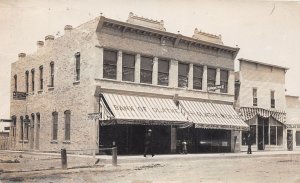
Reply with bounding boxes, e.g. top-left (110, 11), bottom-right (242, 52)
top-left (10, 13), bottom-right (247, 154)
top-left (236, 58), bottom-right (288, 151)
